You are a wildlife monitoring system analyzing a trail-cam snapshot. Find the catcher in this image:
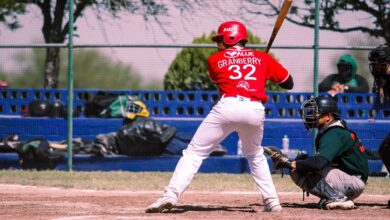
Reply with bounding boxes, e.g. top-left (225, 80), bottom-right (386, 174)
top-left (265, 96), bottom-right (368, 210)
